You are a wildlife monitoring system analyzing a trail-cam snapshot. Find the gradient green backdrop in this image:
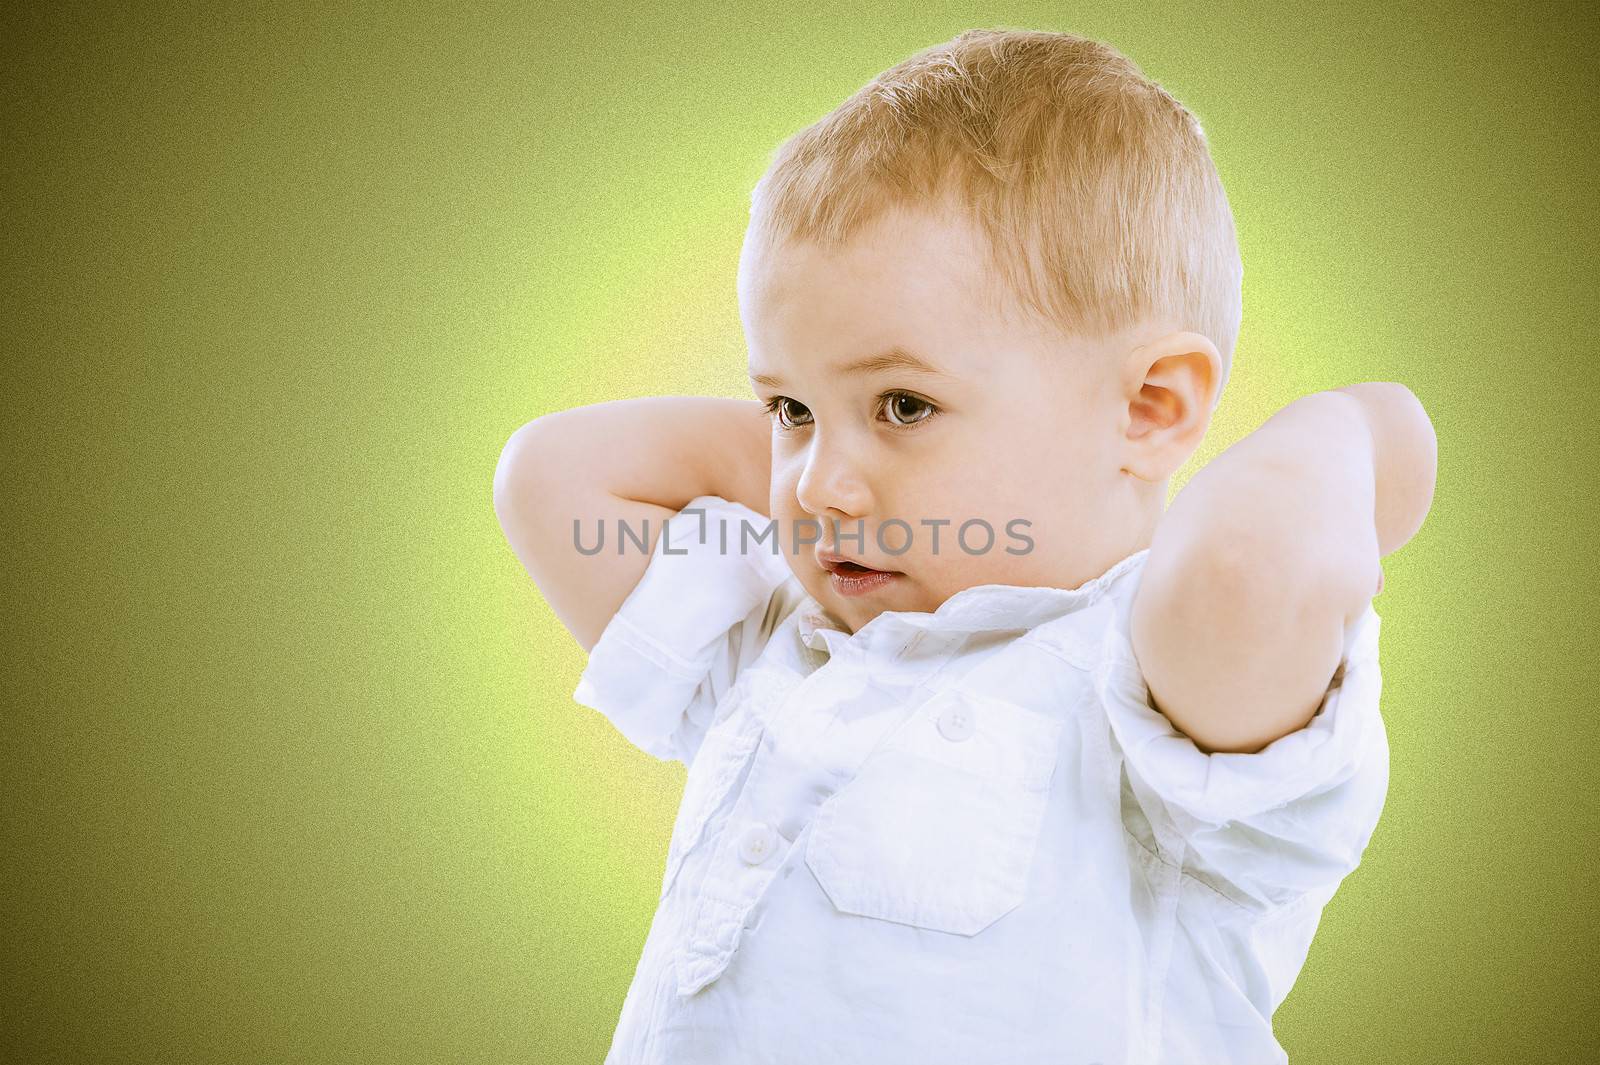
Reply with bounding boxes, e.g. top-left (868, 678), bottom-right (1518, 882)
top-left (5, 0), bottom-right (1596, 1061)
